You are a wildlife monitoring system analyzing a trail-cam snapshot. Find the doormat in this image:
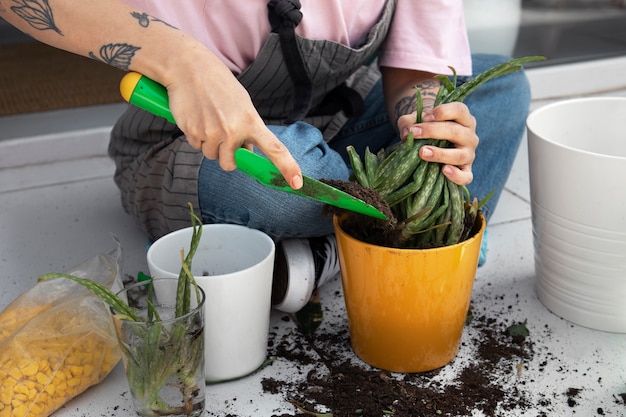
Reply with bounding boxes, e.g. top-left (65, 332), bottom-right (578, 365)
top-left (0, 42), bottom-right (125, 116)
